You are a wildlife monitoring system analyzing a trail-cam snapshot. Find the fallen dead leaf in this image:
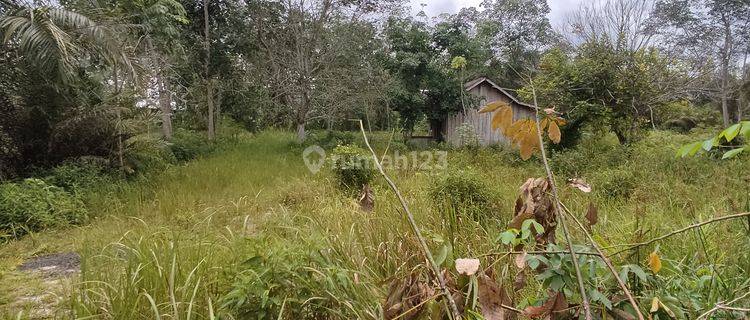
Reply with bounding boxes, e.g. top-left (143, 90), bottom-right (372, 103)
top-left (477, 274), bottom-right (513, 320)
top-left (567, 178), bottom-right (592, 193)
top-left (523, 291), bottom-right (569, 319)
top-left (455, 258), bottom-right (480, 276)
